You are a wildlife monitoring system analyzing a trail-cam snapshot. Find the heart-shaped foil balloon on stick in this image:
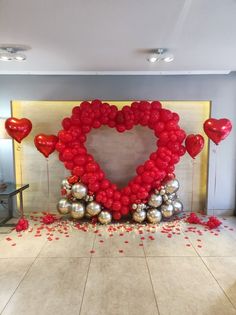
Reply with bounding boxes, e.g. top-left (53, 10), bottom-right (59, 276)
top-left (34, 134), bottom-right (58, 158)
top-left (5, 117), bottom-right (32, 143)
top-left (203, 118), bottom-right (232, 145)
top-left (185, 134), bottom-right (205, 159)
